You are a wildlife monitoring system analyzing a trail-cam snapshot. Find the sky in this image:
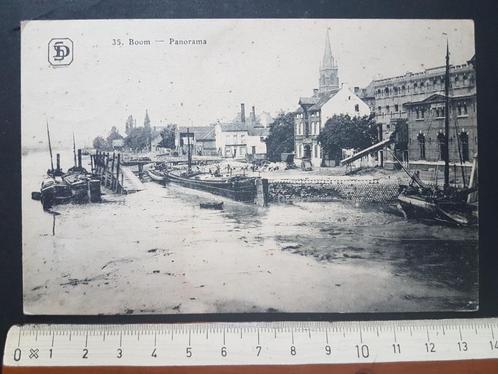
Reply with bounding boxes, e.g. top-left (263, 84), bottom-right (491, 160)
top-left (21, 19), bottom-right (475, 148)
